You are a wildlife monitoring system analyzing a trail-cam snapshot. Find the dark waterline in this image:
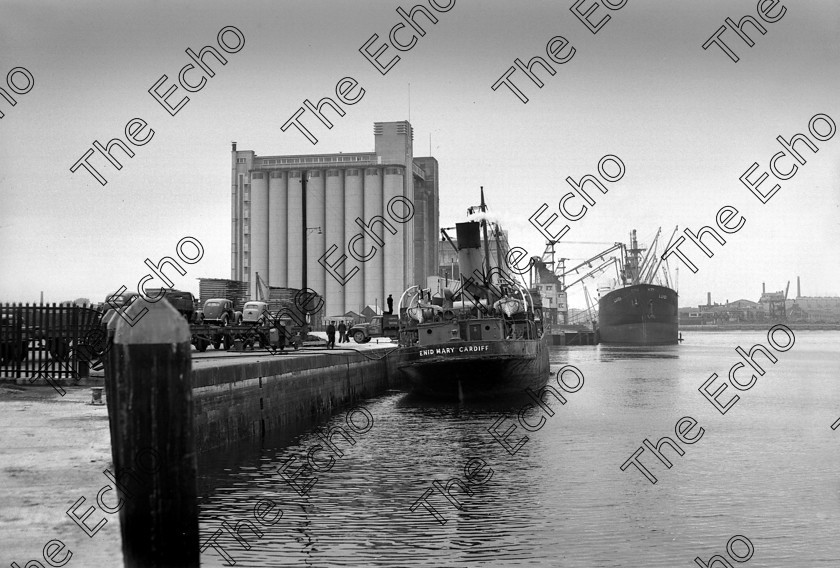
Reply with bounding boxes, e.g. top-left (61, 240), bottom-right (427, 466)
top-left (196, 330), bottom-right (840, 567)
